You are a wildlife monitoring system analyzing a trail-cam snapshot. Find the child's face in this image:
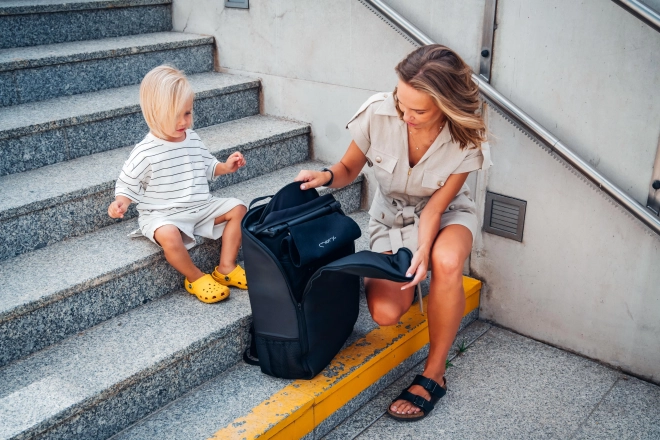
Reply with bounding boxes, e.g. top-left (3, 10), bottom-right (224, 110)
top-left (163, 96), bottom-right (193, 142)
